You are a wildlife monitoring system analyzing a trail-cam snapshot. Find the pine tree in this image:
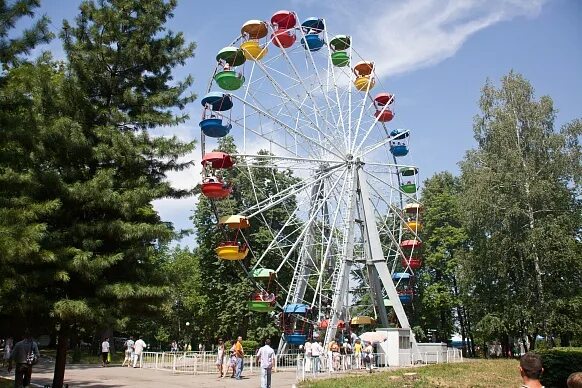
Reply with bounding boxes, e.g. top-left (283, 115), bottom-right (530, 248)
top-left (0, 0), bottom-right (52, 68)
top-left (1, 1), bottom-right (196, 386)
top-left (0, 0), bottom-right (54, 333)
